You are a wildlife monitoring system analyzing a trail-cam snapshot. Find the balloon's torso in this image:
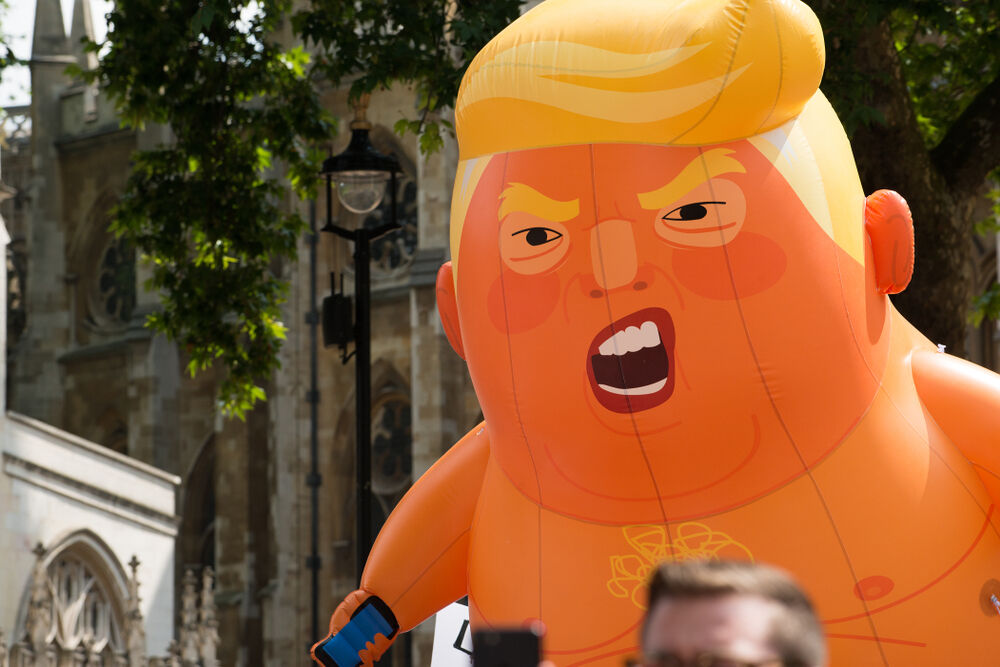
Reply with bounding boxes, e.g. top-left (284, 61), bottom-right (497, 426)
top-left (467, 328), bottom-right (1000, 666)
